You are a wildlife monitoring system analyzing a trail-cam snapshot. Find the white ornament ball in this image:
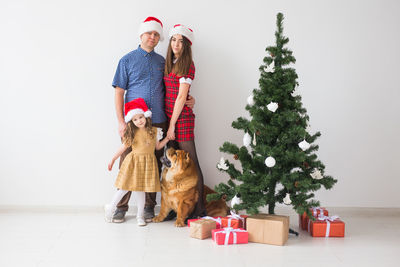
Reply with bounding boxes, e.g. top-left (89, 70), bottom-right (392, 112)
top-left (231, 195), bottom-right (242, 209)
top-left (311, 169), bottom-right (323, 180)
top-left (265, 156), bottom-right (276, 167)
top-left (247, 94), bottom-right (254, 106)
top-left (283, 193), bottom-right (292, 205)
top-left (243, 133), bottom-right (251, 147)
top-left (298, 140), bottom-right (311, 151)
top-left (217, 157), bottom-right (229, 171)
top-left (267, 102), bottom-right (278, 112)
